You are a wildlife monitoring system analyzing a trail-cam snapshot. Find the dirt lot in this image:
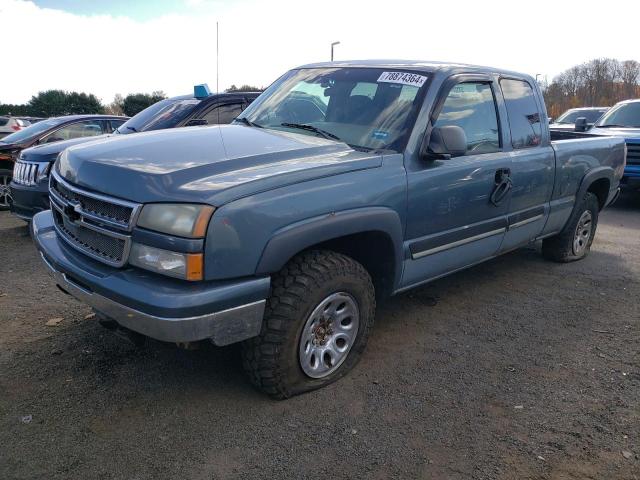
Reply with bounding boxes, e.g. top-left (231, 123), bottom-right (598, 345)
top-left (1, 193), bottom-right (639, 480)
